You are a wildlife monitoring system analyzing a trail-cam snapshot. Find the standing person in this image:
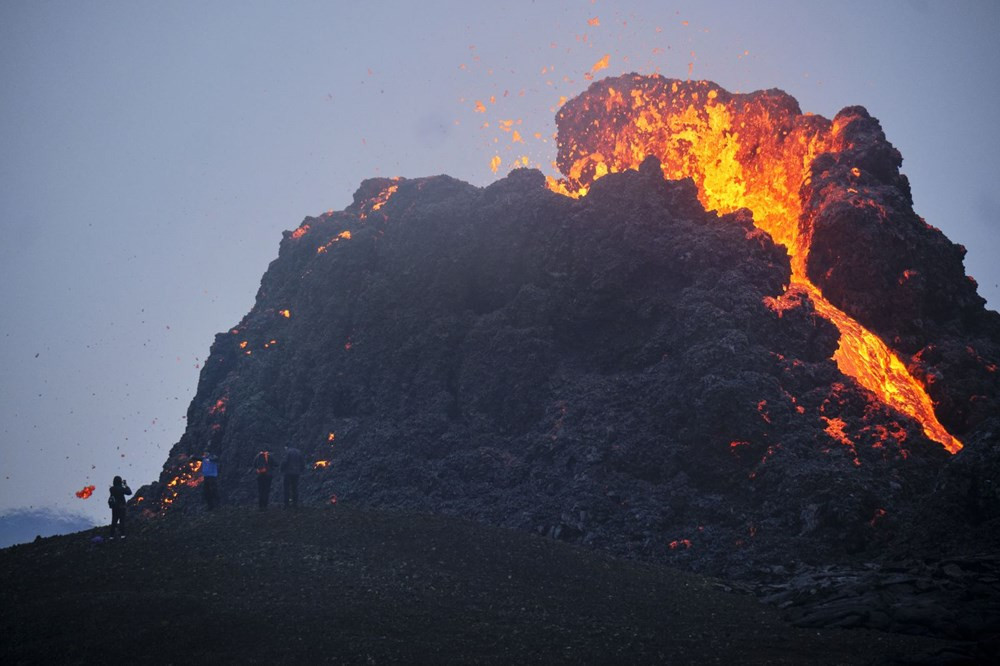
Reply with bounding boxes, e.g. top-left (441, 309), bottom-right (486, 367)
top-left (252, 450), bottom-right (276, 510)
top-left (108, 476), bottom-right (132, 540)
top-left (281, 445), bottom-right (305, 509)
top-left (201, 451), bottom-right (220, 510)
